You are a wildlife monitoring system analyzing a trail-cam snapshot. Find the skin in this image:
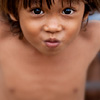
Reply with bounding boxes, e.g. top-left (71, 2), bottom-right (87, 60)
top-left (17, 0), bottom-right (85, 56)
top-left (0, 0), bottom-right (100, 100)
